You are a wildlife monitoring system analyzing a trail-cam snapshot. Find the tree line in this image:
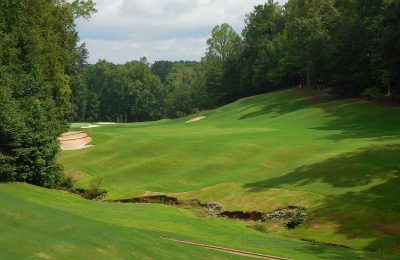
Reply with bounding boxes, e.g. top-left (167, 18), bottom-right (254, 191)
top-left (203, 0), bottom-right (400, 104)
top-left (77, 0), bottom-right (400, 123)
